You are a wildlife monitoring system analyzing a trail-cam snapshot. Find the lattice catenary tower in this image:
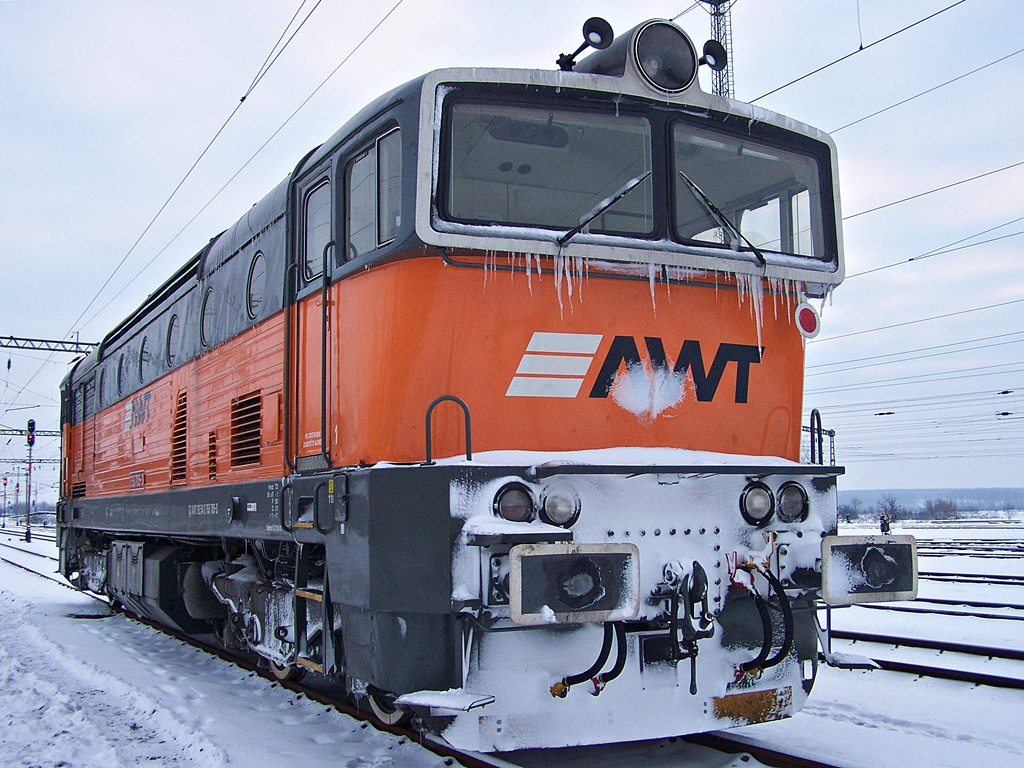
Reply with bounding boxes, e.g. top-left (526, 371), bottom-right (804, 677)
top-left (699, 0), bottom-right (734, 98)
